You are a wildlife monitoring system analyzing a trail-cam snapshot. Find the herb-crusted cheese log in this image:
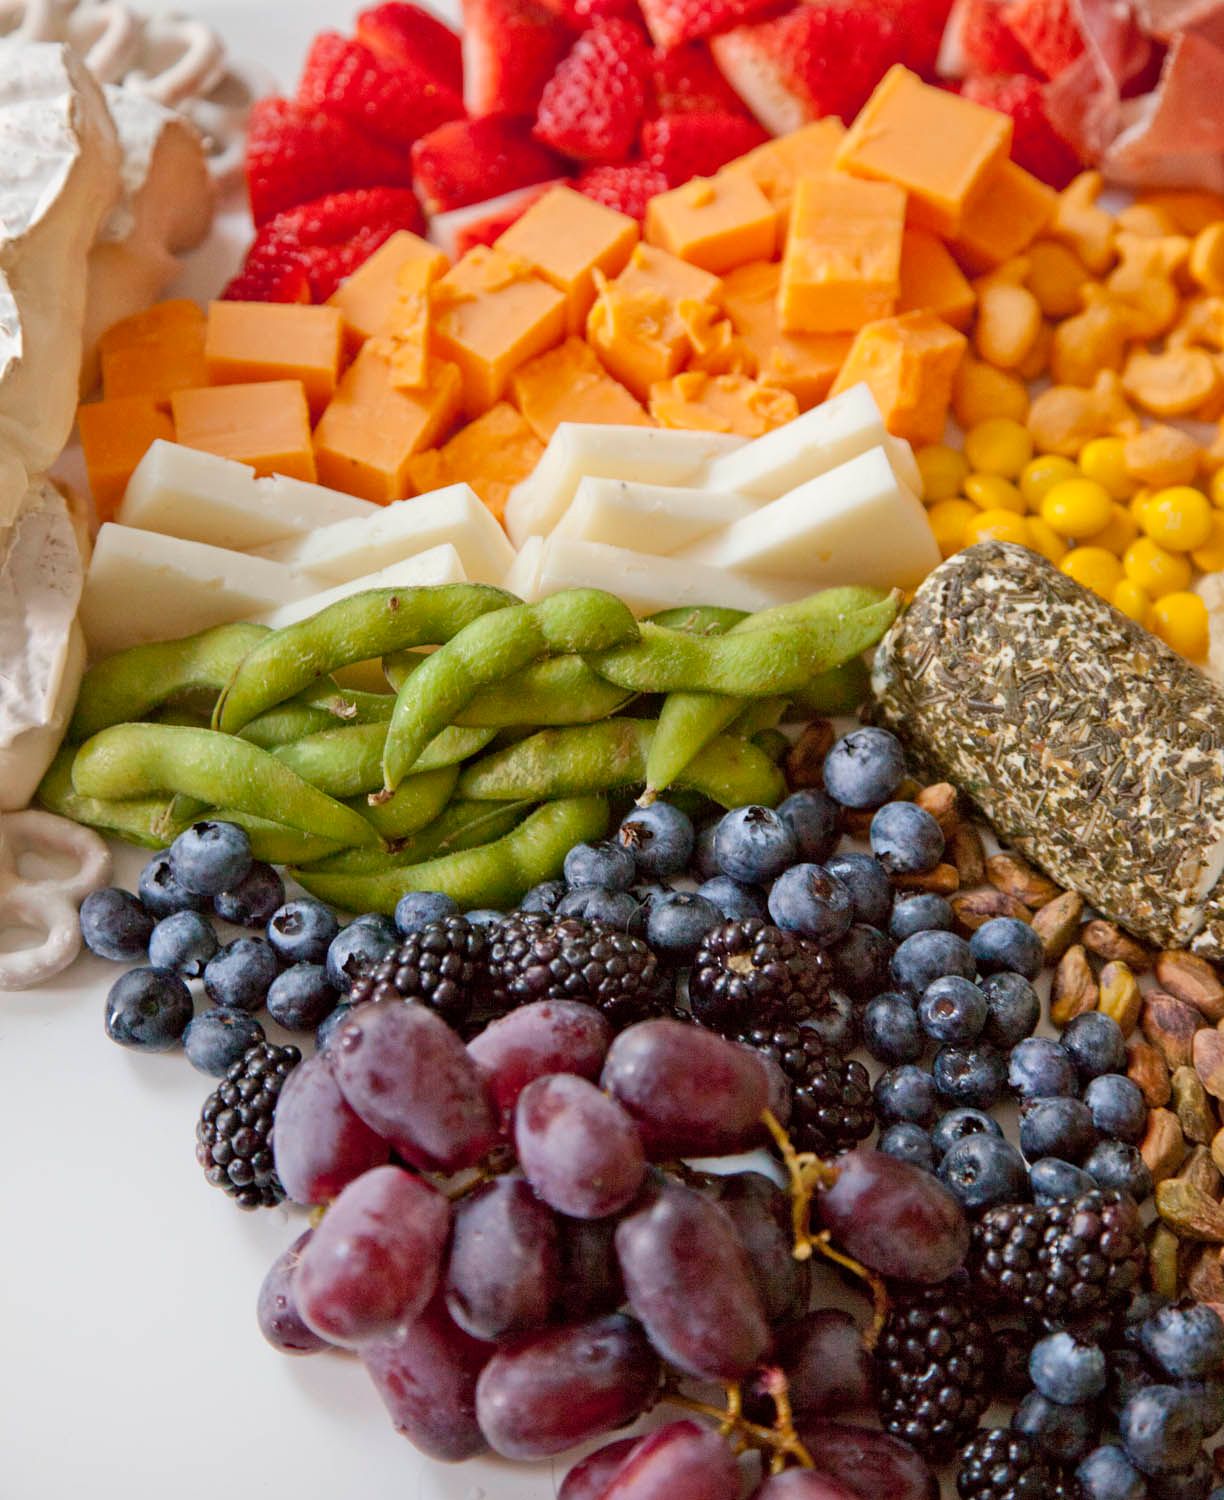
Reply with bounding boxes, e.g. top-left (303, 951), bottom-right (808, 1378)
top-left (871, 541), bottom-right (1224, 957)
